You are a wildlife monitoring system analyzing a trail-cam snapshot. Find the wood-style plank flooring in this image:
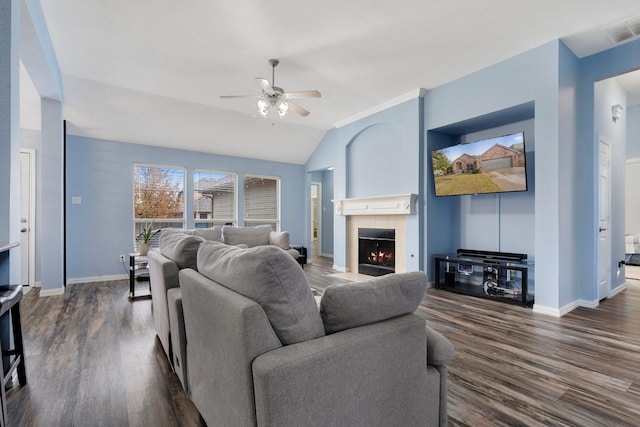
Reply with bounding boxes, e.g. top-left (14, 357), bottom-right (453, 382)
top-left (7, 257), bottom-right (640, 426)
